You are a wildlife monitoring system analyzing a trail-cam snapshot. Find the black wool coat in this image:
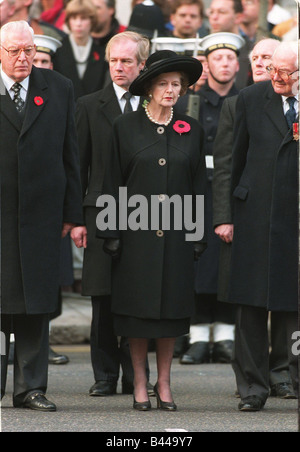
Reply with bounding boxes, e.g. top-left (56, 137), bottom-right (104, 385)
top-left (0, 67), bottom-right (83, 314)
top-left (97, 109), bottom-right (207, 320)
top-left (212, 95), bottom-right (237, 302)
top-left (229, 81), bottom-right (298, 312)
top-left (75, 83), bottom-right (123, 296)
top-left (53, 35), bottom-right (108, 99)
